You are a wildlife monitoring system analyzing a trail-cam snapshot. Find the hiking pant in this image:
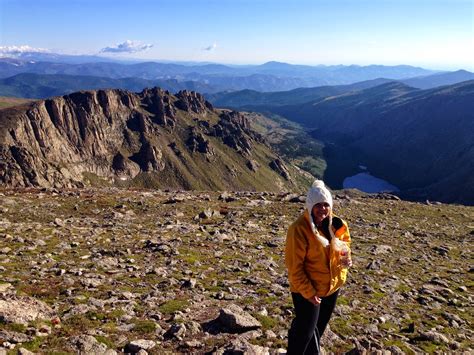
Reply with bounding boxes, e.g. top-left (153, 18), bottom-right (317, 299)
top-left (287, 290), bottom-right (339, 355)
